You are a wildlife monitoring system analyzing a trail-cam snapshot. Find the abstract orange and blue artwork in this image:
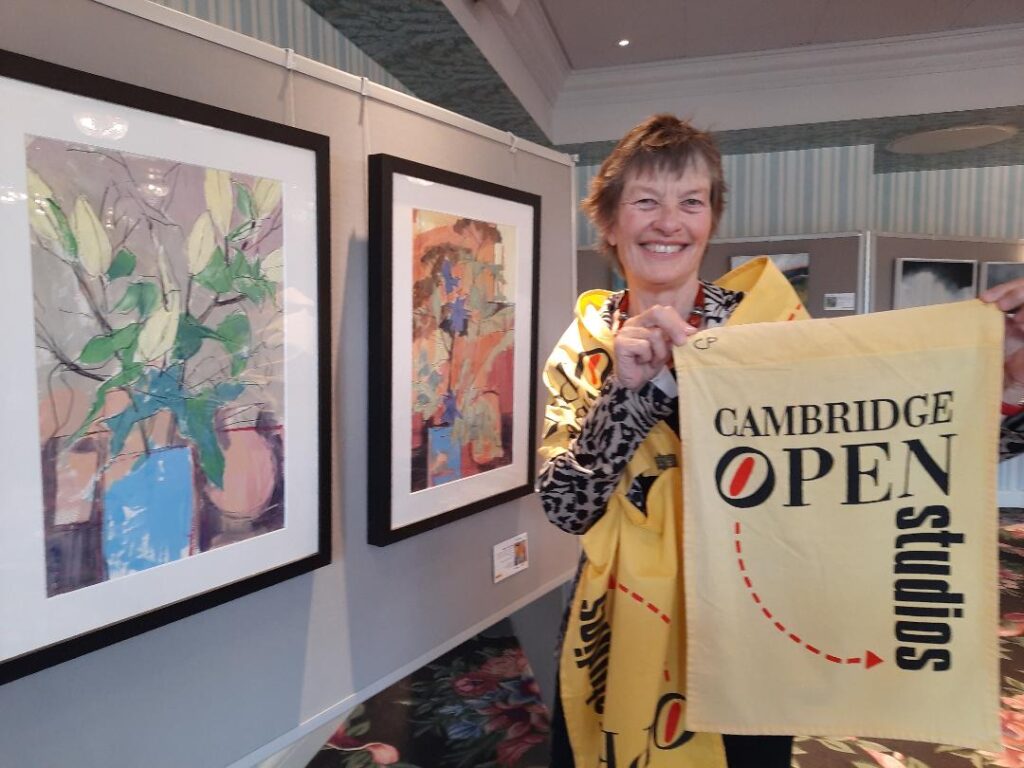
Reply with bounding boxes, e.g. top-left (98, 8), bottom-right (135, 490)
top-left (367, 154), bottom-right (539, 545)
top-left (409, 210), bottom-right (516, 492)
